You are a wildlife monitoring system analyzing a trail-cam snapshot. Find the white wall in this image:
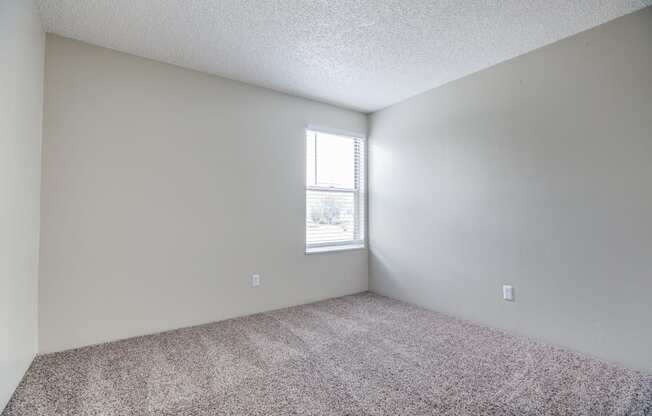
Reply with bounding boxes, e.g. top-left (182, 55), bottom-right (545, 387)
top-left (39, 35), bottom-right (368, 353)
top-left (0, 0), bottom-right (44, 409)
top-left (369, 8), bottom-right (652, 372)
